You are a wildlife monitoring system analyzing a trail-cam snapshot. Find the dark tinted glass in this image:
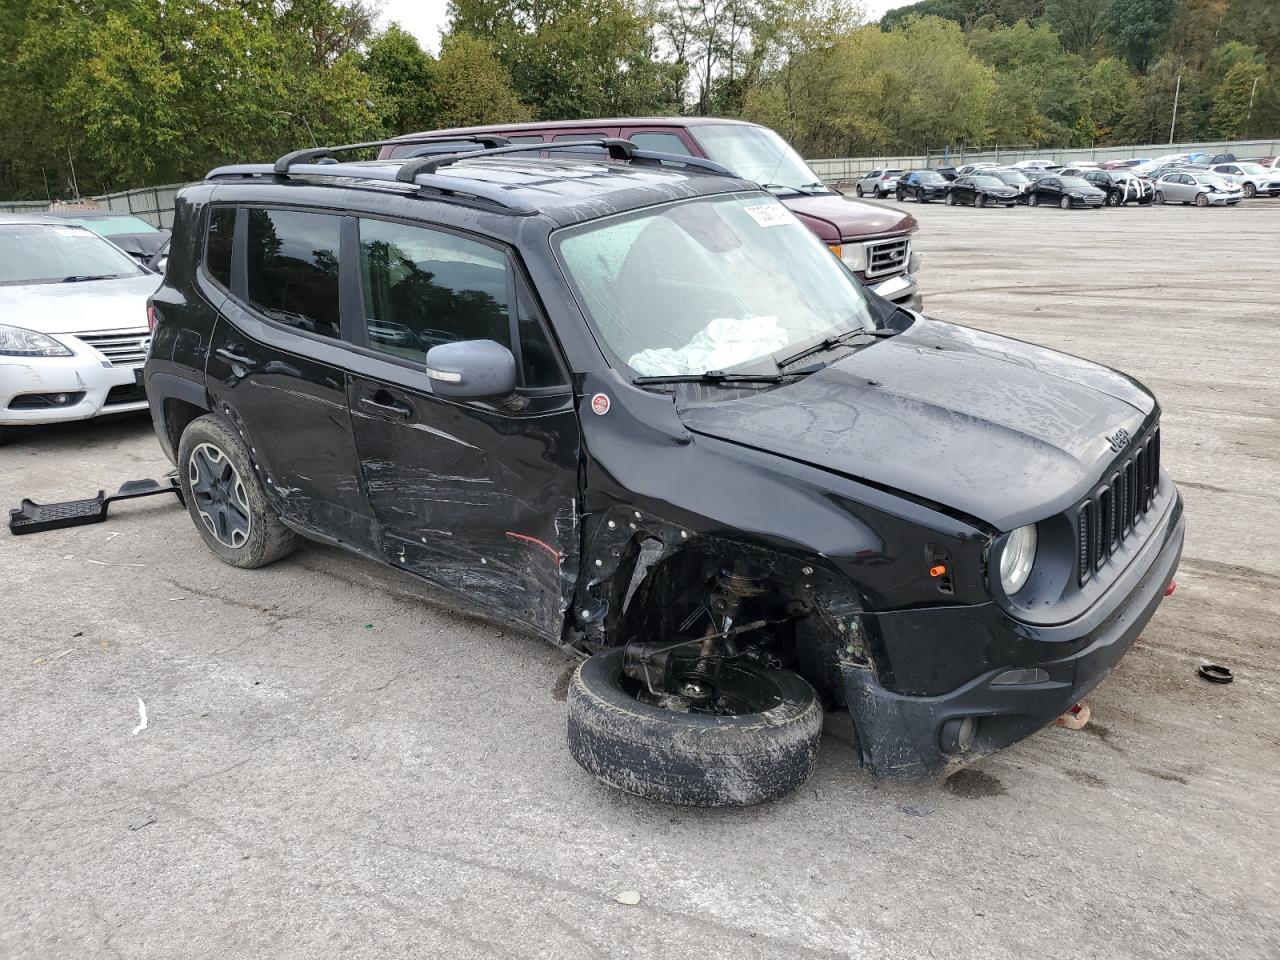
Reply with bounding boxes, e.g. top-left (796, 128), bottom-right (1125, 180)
top-left (206, 207), bottom-right (235, 288)
top-left (359, 219), bottom-right (562, 386)
top-left (629, 132), bottom-right (692, 156)
top-left (245, 209), bottom-right (341, 338)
